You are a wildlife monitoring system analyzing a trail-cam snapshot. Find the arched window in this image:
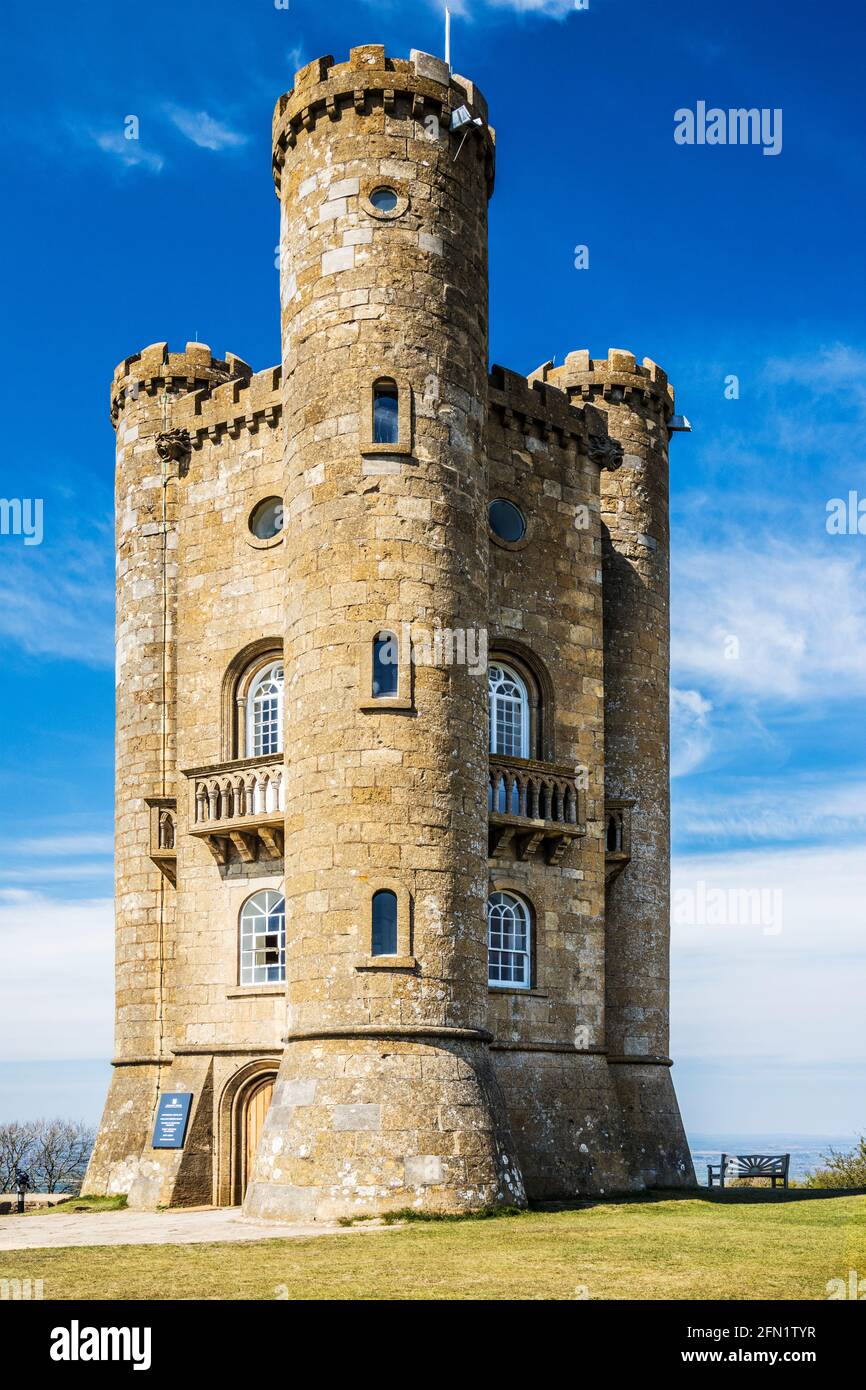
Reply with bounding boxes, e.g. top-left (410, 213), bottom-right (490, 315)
top-left (372, 631), bottom-right (399, 698)
top-left (373, 379), bottom-right (399, 445)
top-left (240, 890), bottom-right (286, 986)
top-left (246, 660), bottom-right (284, 757)
top-left (487, 891), bottom-right (531, 989)
top-left (488, 662), bottom-right (529, 759)
top-left (371, 889), bottom-right (398, 956)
